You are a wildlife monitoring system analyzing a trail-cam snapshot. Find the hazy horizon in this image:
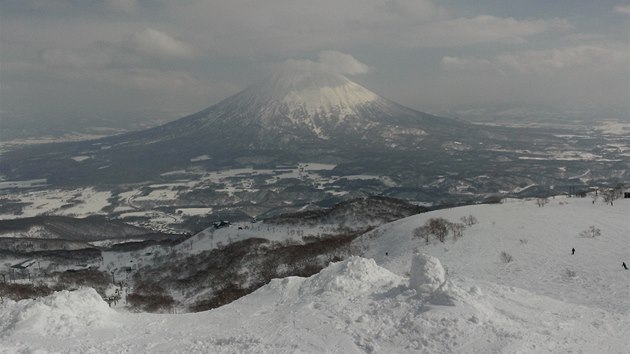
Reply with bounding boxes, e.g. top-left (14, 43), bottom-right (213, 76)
top-left (1, 0), bottom-right (629, 138)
